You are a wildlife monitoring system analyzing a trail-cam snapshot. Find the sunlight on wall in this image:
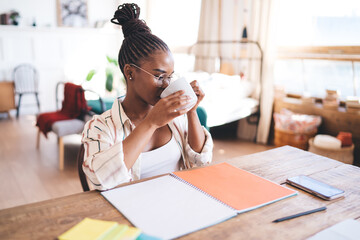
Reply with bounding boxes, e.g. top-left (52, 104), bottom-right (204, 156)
top-left (276, 0), bottom-right (360, 46)
top-left (143, 0), bottom-right (201, 74)
top-left (146, 0), bottom-right (201, 48)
